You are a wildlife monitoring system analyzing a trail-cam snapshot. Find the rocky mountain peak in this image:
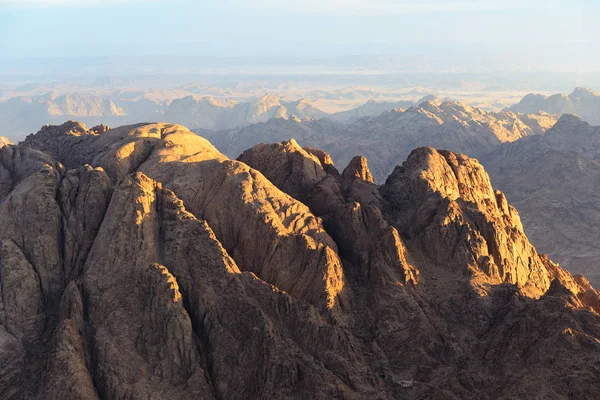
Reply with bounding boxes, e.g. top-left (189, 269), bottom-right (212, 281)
top-left (571, 86), bottom-right (599, 99)
top-left (2, 121), bottom-right (600, 398)
top-left (381, 146), bottom-right (584, 298)
top-left (253, 93), bottom-right (281, 107)
top-left (553, 112), bottom-right (584, 126)
top-left (341, 155), bottom-right (374, 184)
top-left (0, 136), bottom-right (11, 148)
